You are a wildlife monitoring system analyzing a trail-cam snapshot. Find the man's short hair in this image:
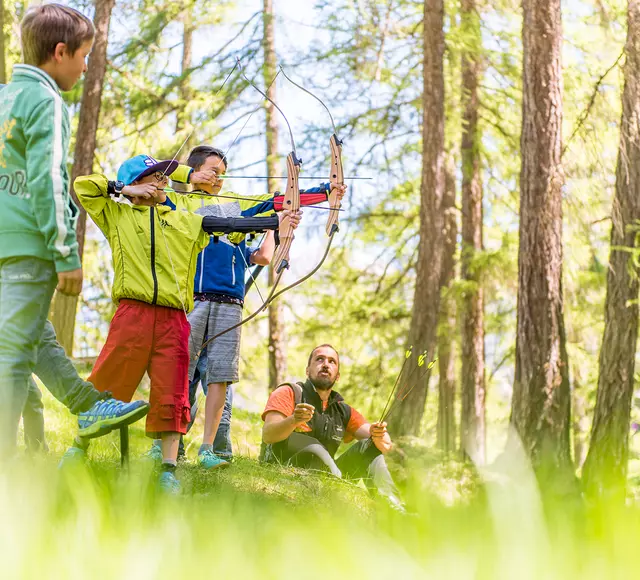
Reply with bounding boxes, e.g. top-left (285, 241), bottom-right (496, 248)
top-left (21, 4), bottom-right (94, 66)
top-left (307, 344), bottom-right (340, 367)
top-left (187, 145), bottom-right (228, 171)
